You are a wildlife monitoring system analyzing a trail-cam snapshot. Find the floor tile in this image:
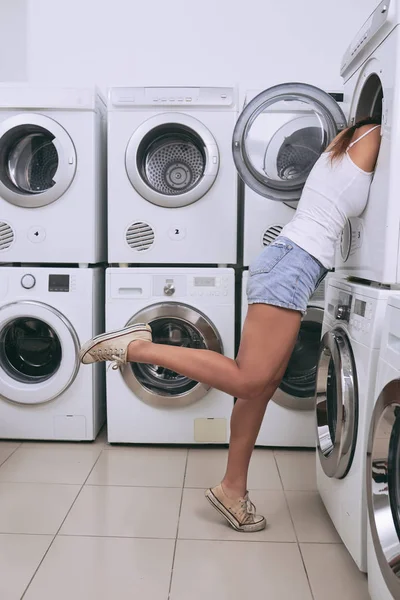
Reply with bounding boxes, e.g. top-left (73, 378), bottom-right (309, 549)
top-left (185, 448), bottom-right (282, 490)
top-left (0, 534), bottom-right (52, 600)
top-left (0, 483), bottom-right (80, 534)
top-left (0, 447), bottom-right (101, 484)
top-left (285, 491), bottom-right (341, 543)
top-left (0, 440), bottom-right (21, 449)
top-left (301, 543), bottom-right (369, 599)
top-left (274, 450), bottom-right (317, 490)
top-left (170, 540), bottom-right (312, 600)
top-left (61, 485), bottom-right (181, 539)
top-left (178, 488), bottom-right (295, 542)
top-left (23, 535), bottom-right (174, 600)
top-left (0, 443), bottom-right (18, 467)
top-left (86, 447), bottom-right (187, 487)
